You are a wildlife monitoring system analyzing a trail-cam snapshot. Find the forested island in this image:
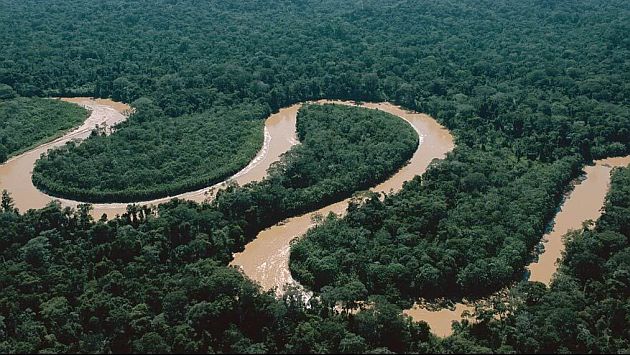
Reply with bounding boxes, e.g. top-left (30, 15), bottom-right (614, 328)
top-left (0, 0), bottom-right (629, 353)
